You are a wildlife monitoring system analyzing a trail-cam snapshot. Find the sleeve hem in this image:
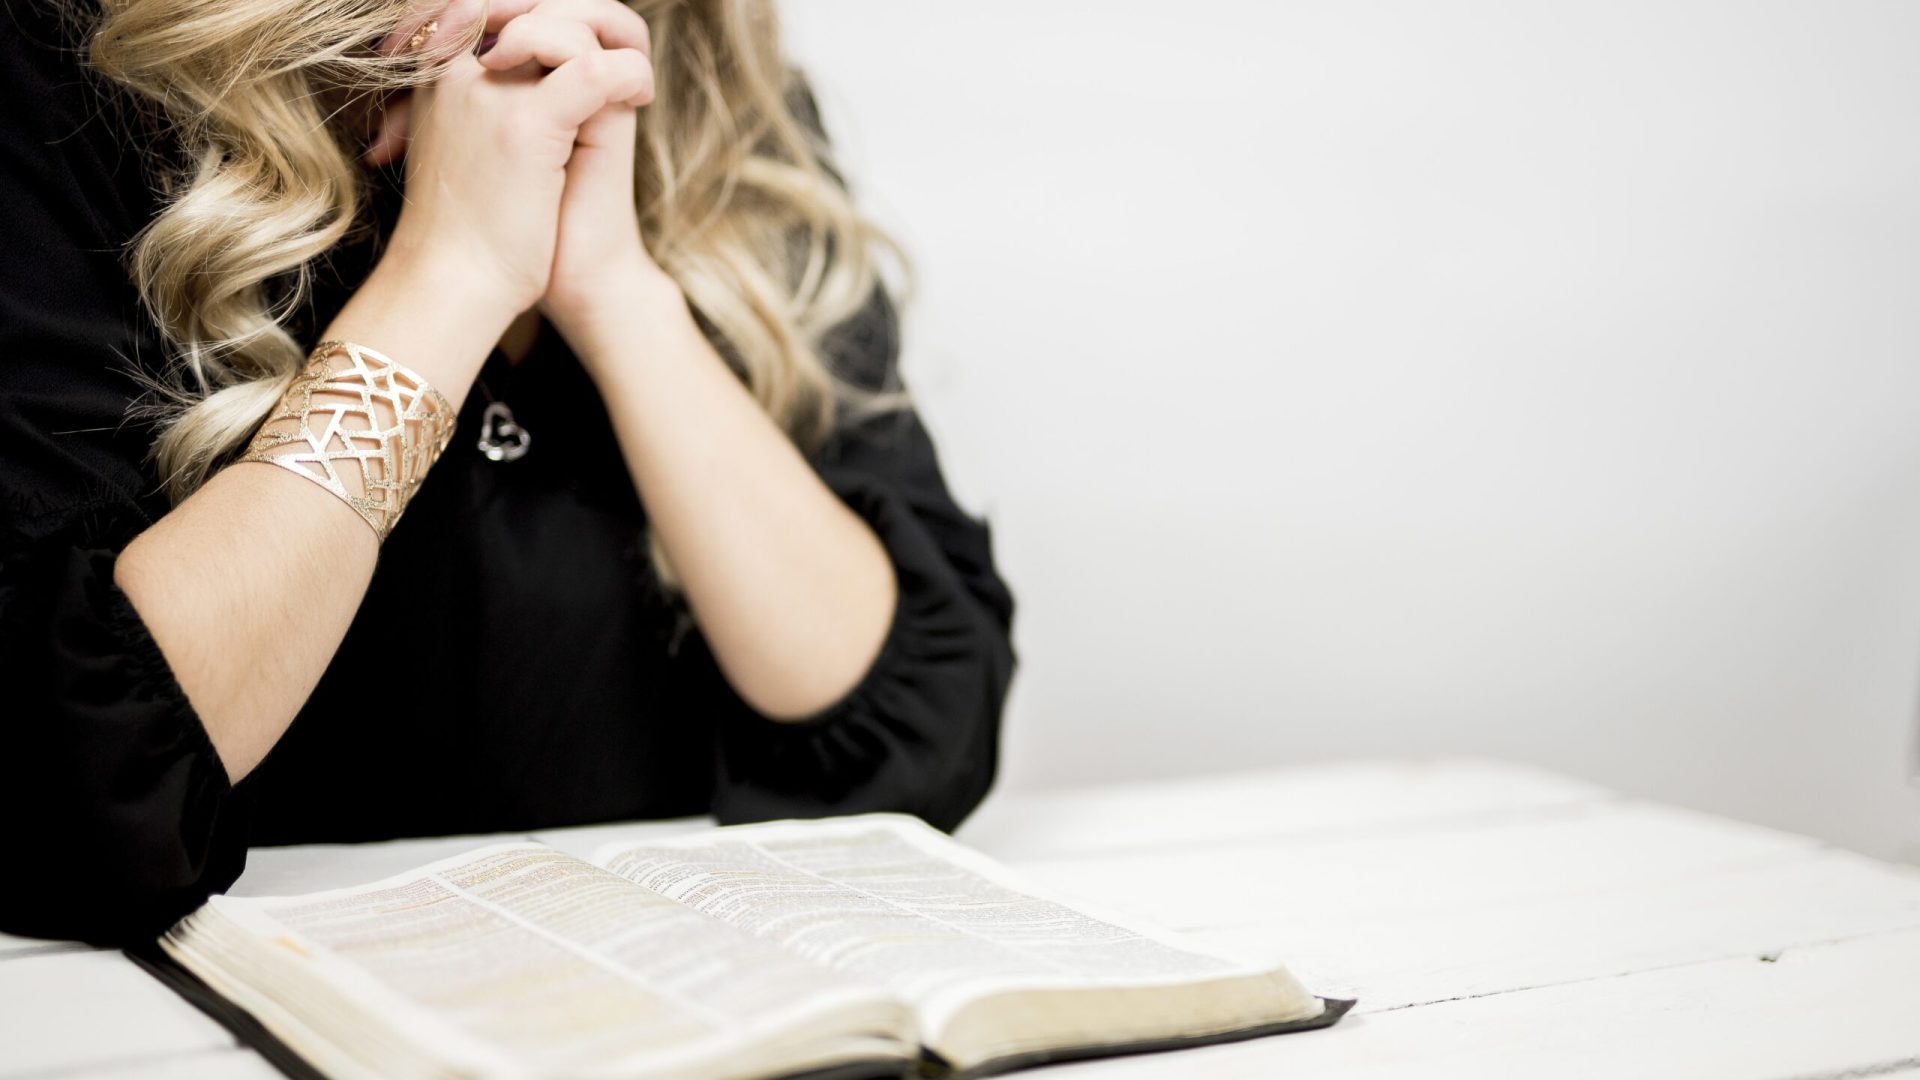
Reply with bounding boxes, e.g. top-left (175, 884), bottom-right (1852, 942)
top-left (72, 495), bottom-right (236, 791)
top-left (95, 544), bottom-right (235, 796)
